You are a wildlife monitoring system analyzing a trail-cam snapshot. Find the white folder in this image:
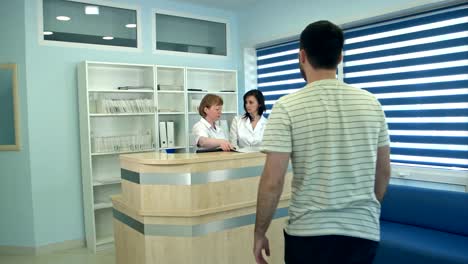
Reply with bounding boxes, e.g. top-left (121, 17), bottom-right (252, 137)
top-left (159, 122), bottom-right (168, 148)
top-left (166, 121), bottom-right (175, 147)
